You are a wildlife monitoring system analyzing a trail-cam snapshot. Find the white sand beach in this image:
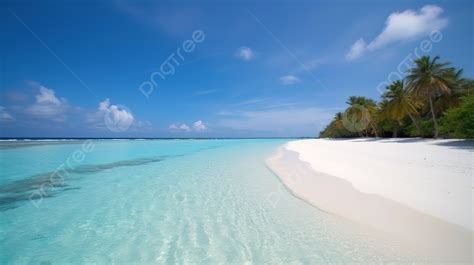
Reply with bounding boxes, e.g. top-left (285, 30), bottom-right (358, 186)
top-left (267, 138), bottom-right (473, 262)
